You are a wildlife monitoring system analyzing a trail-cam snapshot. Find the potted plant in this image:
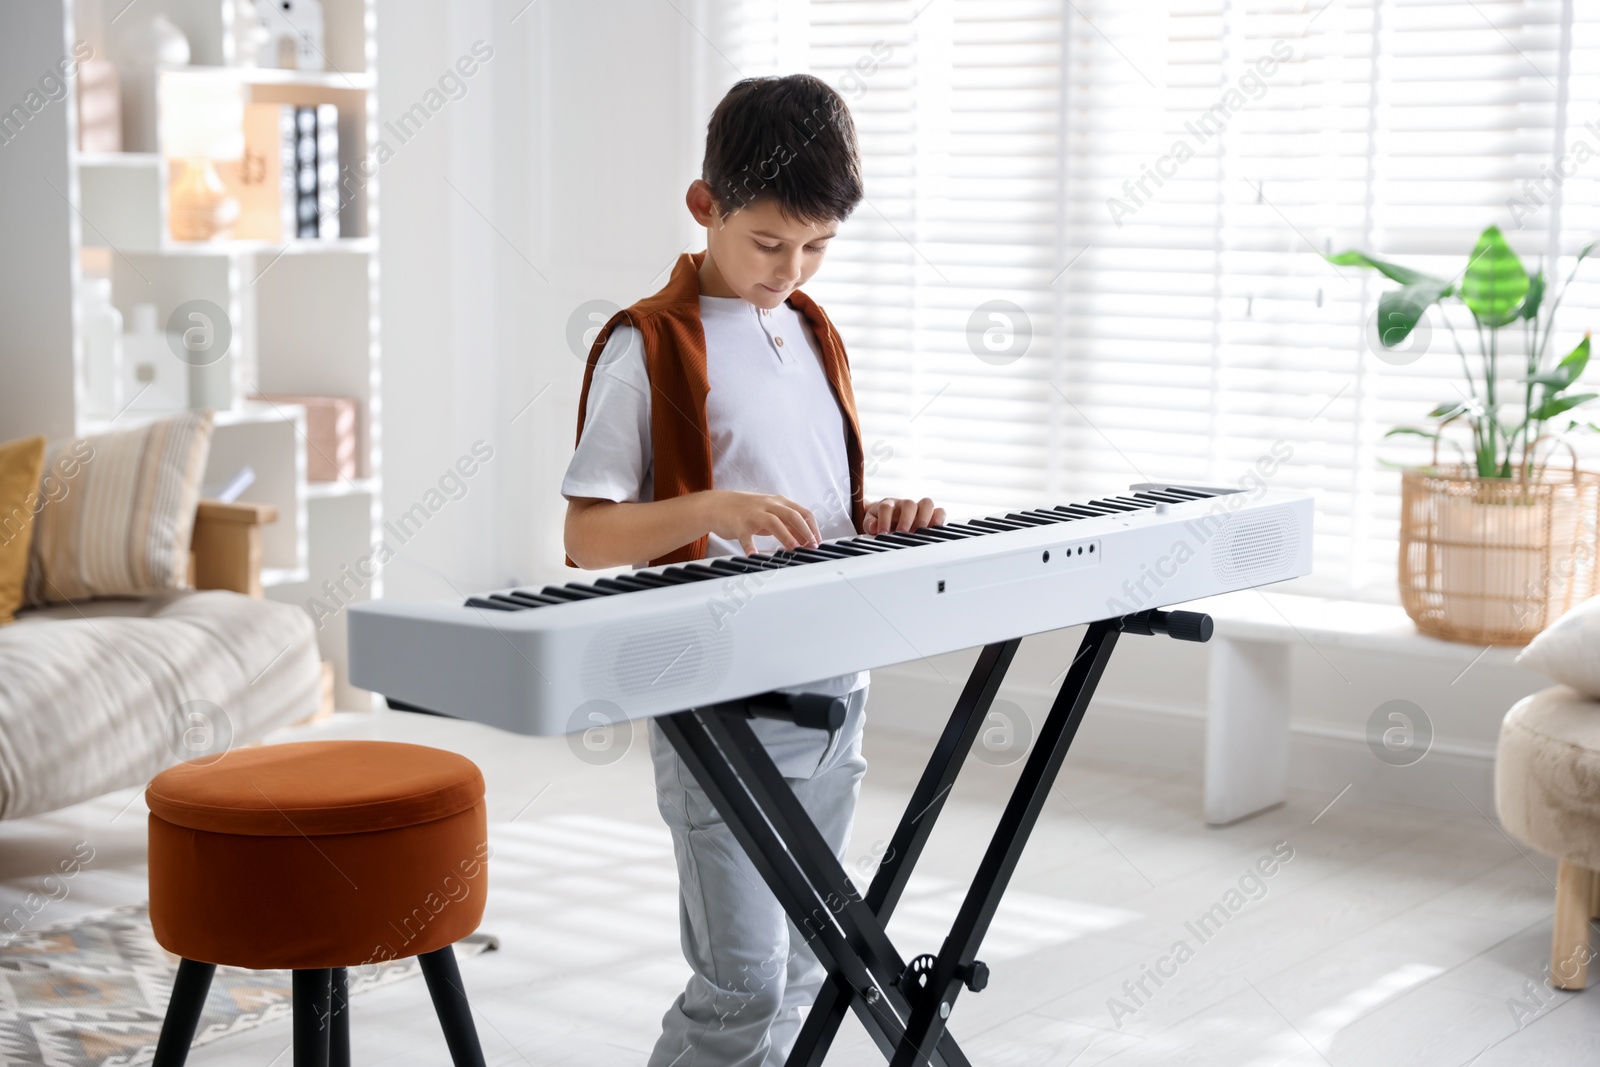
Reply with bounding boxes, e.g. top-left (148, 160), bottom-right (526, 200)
top-left (1328, 226), bottom-right (1600, 644)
